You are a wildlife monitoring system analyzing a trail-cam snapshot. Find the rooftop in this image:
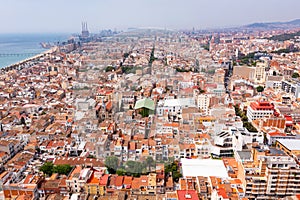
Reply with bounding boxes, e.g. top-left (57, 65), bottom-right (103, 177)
top-left (277, 139), bottom-right (300, 151)
top-left (181, 158), bottom-right (229, 178)
top-left (134, 98), bottom-right (155, 110)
